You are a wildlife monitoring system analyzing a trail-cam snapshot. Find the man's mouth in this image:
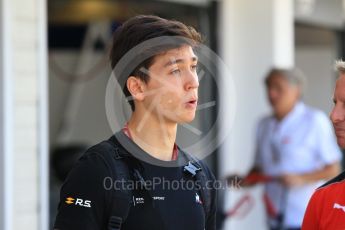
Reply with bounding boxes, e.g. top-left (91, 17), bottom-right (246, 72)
top-left (187, 99), bottom-right (197, 104)
top-left (334, 126), bottom-right (345, 136)
top-left (185, 98), bottom-right (198, 108)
